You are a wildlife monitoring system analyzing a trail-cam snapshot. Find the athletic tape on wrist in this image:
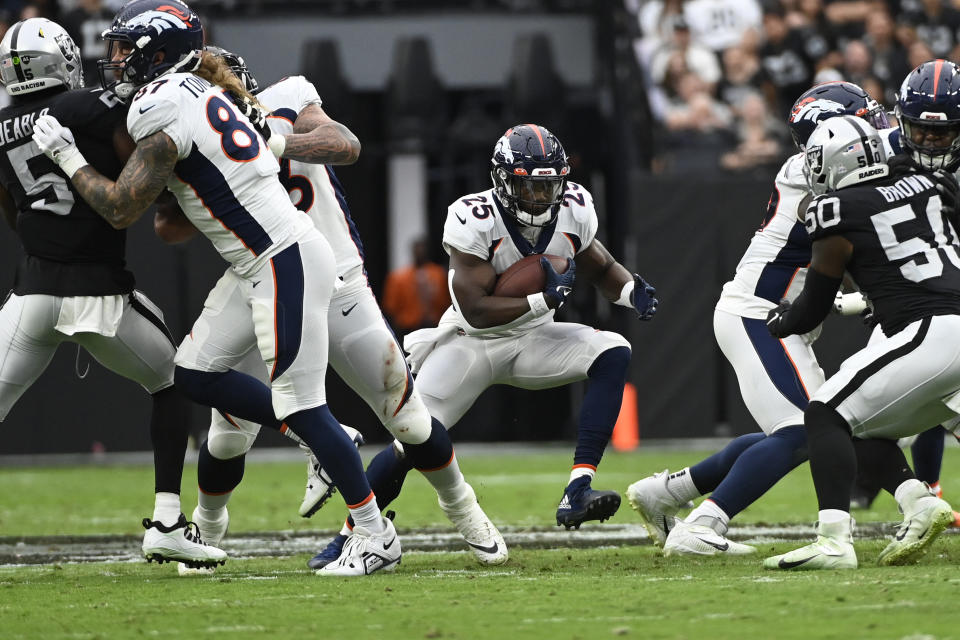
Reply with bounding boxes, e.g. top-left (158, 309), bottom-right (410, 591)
top-left (527, 292), bottom-right (551, 316)
top-left (59, 149), bottom-right (88, 179)
top-left (269, 135), bottom-right (286, 159)
top-left (615, 280), bottom-right (635, 308)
